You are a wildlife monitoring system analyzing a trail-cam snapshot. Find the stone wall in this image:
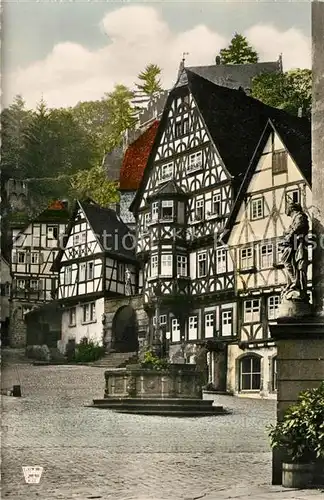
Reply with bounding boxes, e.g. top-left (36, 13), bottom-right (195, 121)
top-left (9, 301), bottom-right (28, 347)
